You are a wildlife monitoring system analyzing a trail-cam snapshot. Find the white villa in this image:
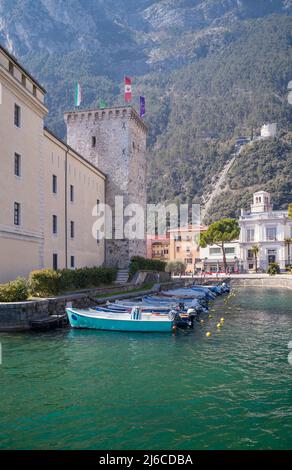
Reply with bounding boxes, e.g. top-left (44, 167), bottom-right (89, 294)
top-left (239, 191), bottom-right (292, 272)
top-left (200, 241), bottom-right (241, 274)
